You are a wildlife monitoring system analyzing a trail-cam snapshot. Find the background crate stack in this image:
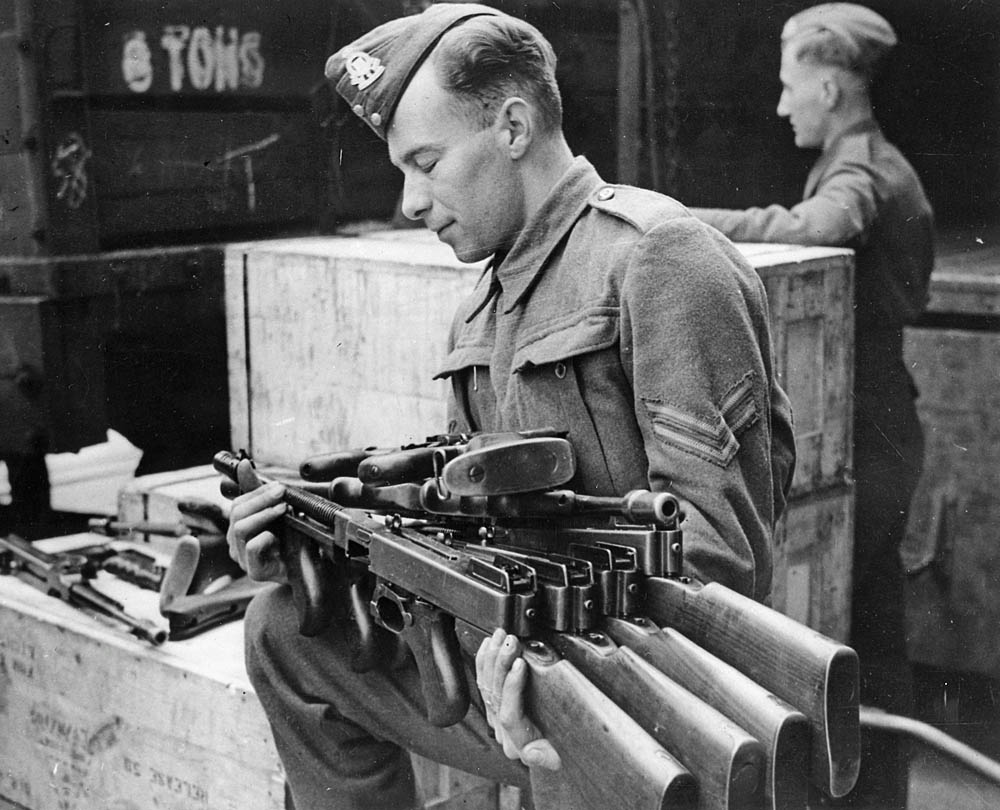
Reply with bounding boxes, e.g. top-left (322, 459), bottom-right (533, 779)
top-left (744, 244), bottom-right (855, 642)
top-left (225, 232), bottom-right (856, 639)
top-left (902, 234), bottom-right (1000, 680)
